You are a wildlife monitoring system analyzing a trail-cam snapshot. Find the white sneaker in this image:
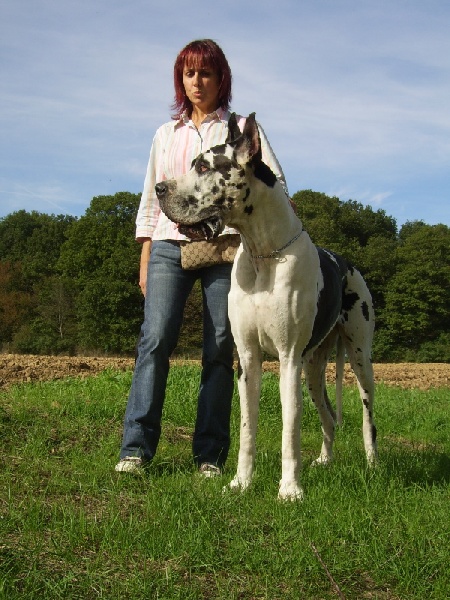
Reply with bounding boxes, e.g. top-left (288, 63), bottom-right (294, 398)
top-left (199, 463), bottom-right (222, 478)
top-left (115, 457), bottom-right (144, 473)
